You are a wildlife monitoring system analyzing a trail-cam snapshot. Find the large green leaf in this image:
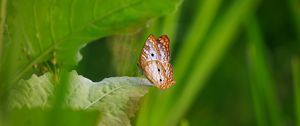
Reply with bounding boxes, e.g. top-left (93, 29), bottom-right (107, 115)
top-left (3, 0), bottom-right (180, 81)
top-left (9, 71), bottom-right (151, 125)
